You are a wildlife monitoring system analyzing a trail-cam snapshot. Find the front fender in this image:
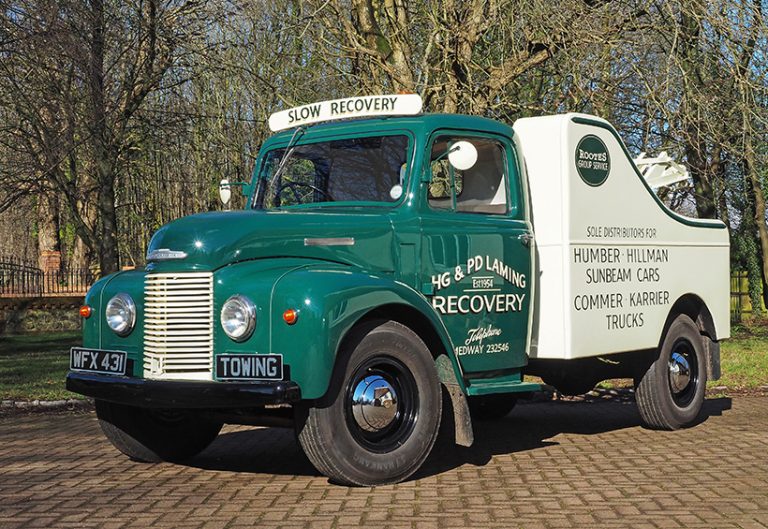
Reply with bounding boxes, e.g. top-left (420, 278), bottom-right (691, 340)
top-left (82, 274), bottom-right (110, 348)
top-left (270, 264), bottom-right (462, 400)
